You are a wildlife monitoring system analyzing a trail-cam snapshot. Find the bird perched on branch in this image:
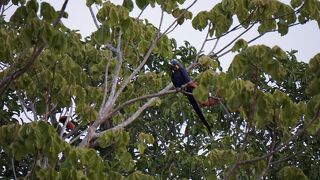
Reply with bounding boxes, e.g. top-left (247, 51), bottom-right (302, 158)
top-left (170, 60), bottom-right (214, 136)
top-left (59, 116), bottom-right (76, 131)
